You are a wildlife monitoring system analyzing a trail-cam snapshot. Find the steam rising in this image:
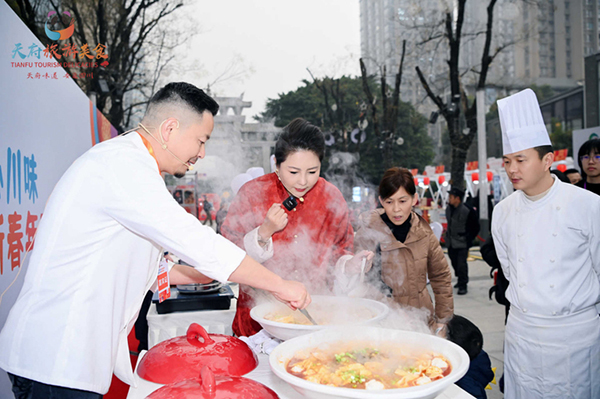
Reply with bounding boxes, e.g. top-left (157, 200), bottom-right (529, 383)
top-left (183, 106), bottom-right (438, 336)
